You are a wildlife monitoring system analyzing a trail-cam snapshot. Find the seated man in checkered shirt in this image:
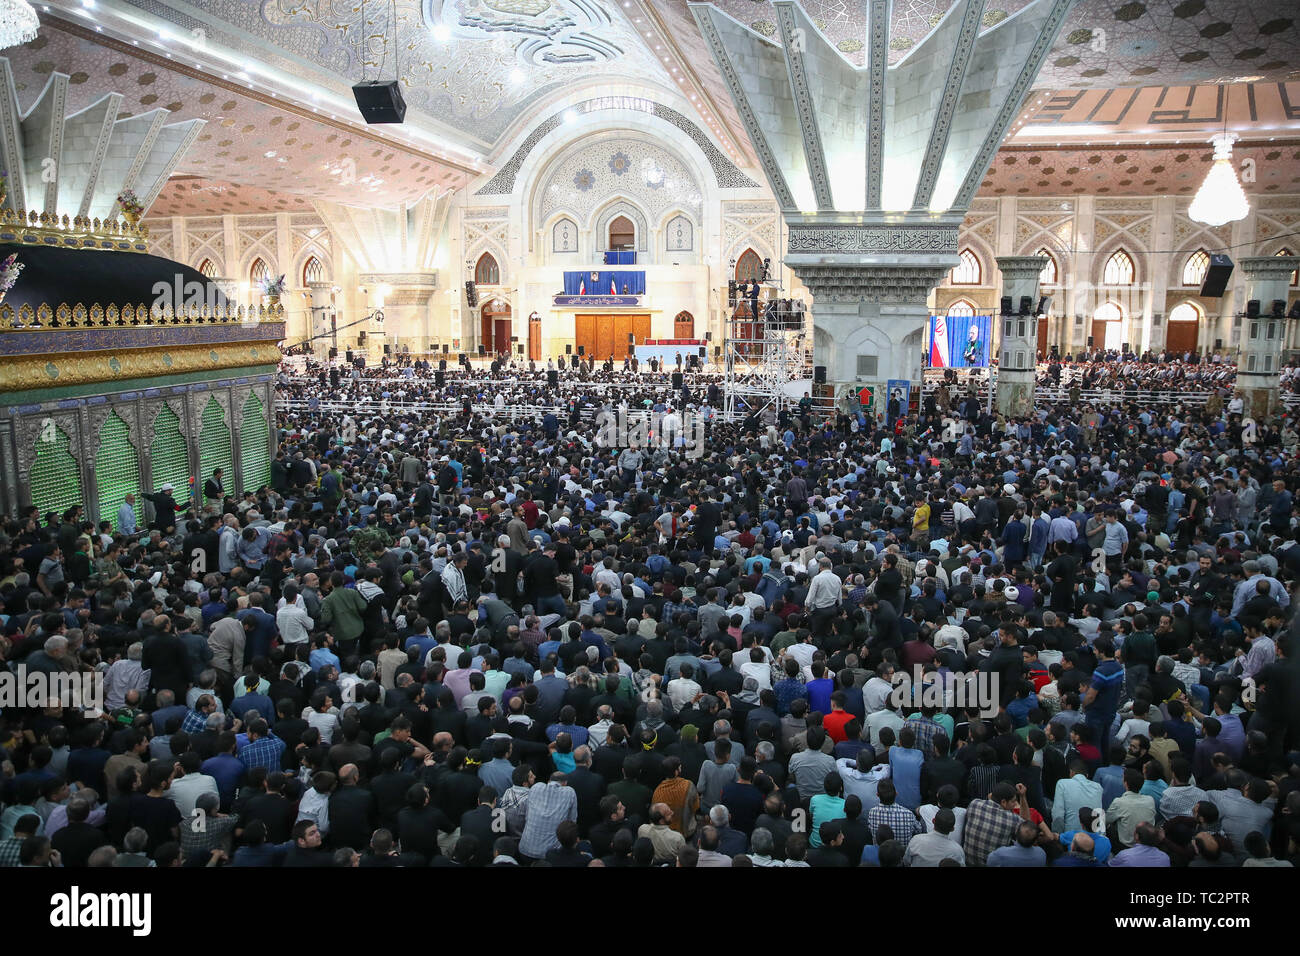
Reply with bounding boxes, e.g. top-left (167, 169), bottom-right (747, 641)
top-left (963, 781), bottom-right (1034, 866)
